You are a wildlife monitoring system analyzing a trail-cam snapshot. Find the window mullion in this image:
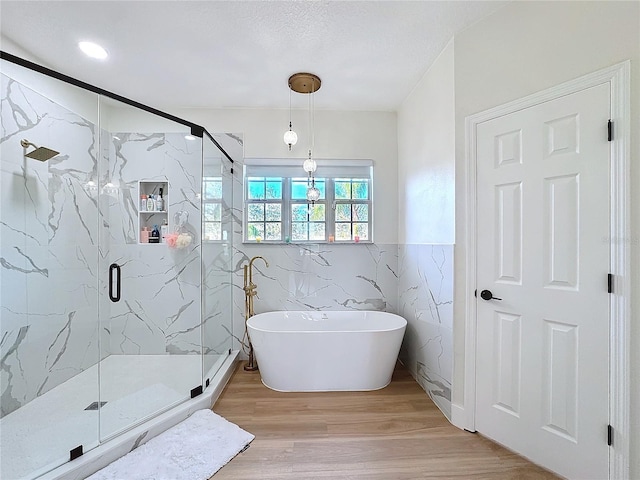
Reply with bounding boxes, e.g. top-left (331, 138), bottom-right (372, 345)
top-left (284, 177), bottom-right (291, 241)
top-left (328, 178), bottom-right (335, 238)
